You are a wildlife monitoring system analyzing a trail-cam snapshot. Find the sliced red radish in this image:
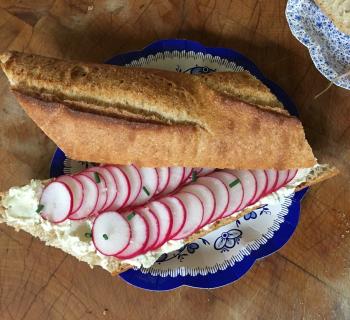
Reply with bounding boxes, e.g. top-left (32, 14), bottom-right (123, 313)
top-left (274, 170), bottom-right (289, 190)
top-left (172, 192), bottom-right (203, 240)
top-left (225, 170), bottom-right (257, 210)
top-left (69, 175), bottom-right (98, 220)
top-left (116, 211), bottom-right (149, 259)
top-left (55, 175), bottom-right (83, 213)
top-left (92, 211), bottom-right (131, 256)
top-left (155, 167), bottom-right (170, 195)
top-left (210, 171), bottom-right (243, 217)
top-left (39, 181), bottom-right (73, 223)
top-left (182, 168), bottom-right (193, 183)
top-left (81, 171), bottom-right (107, 214)
top-left (137, 207), bottom-right (160, 252)
top-left (87, 166), bottom-right (117, 210)
top-left (196, 176), bottom-right (229, 222)
top-left (264, 169), bottom-right (278, 195)
top-left (180, 184), bottom-right (215, 227)
top-left (160, 167), bottom-right (185, 195)
top-left (118, 165), bottom-right (142, 207)
top-left (250, 170), bottom-right (268, 205)
top-left (198, 168), bottom-right (215, 177)
top-left (132, 167), bottom-right (158, 206)
top-left (159, 196), bottom-right (186, 238)
top-left (104, 166), bottom-right (130, 210)
top-left (286, 169), bottom-right (298, 184)
top-left (146, 201), bottom-right (172, 249)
